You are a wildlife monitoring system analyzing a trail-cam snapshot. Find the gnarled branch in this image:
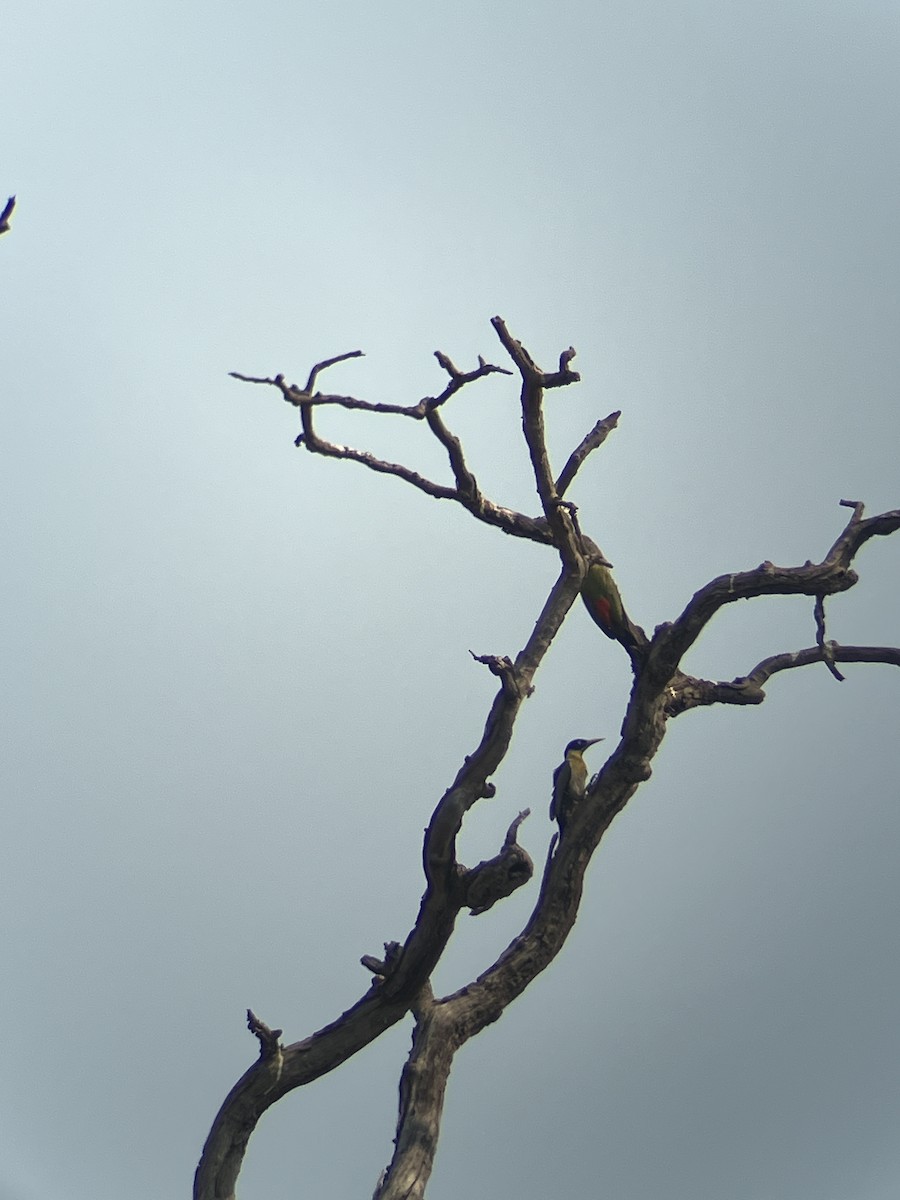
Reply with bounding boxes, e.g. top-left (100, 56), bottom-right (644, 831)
top-left (198, 323), bottom-right (899, 1200)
